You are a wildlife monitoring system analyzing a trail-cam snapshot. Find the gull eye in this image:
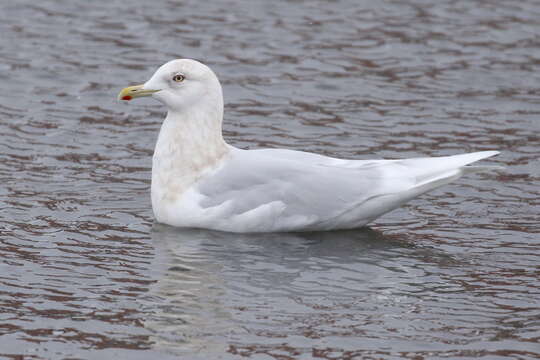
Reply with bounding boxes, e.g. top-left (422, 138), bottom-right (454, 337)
top-left (172, 74), bottom-right (185, 82)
